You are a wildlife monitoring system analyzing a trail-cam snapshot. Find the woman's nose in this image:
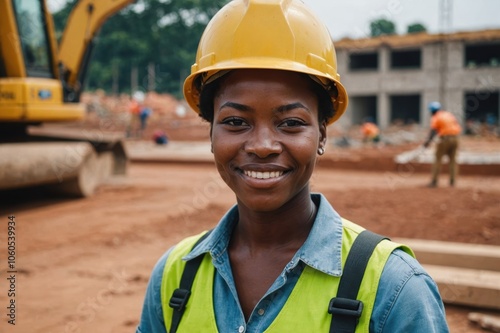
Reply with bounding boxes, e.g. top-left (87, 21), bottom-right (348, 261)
top-left (244, 126), bottom-right (282, 158)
